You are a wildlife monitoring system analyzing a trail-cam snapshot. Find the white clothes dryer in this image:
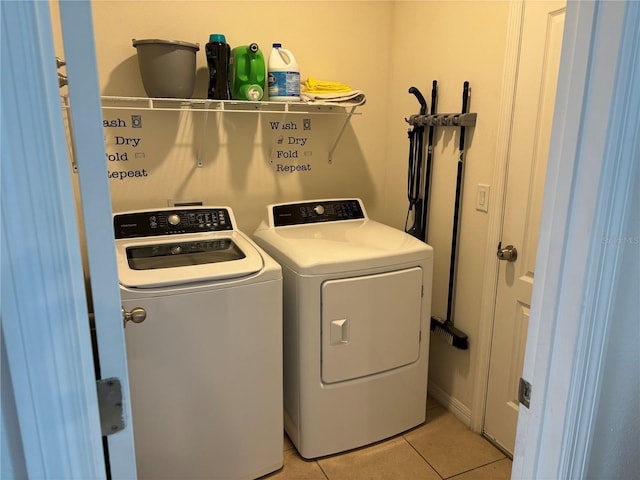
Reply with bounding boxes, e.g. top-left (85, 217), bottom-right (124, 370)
top-left (115, 207), bottom-right (282, 480)
top-left (253, 198), bottom-right (433, 459)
